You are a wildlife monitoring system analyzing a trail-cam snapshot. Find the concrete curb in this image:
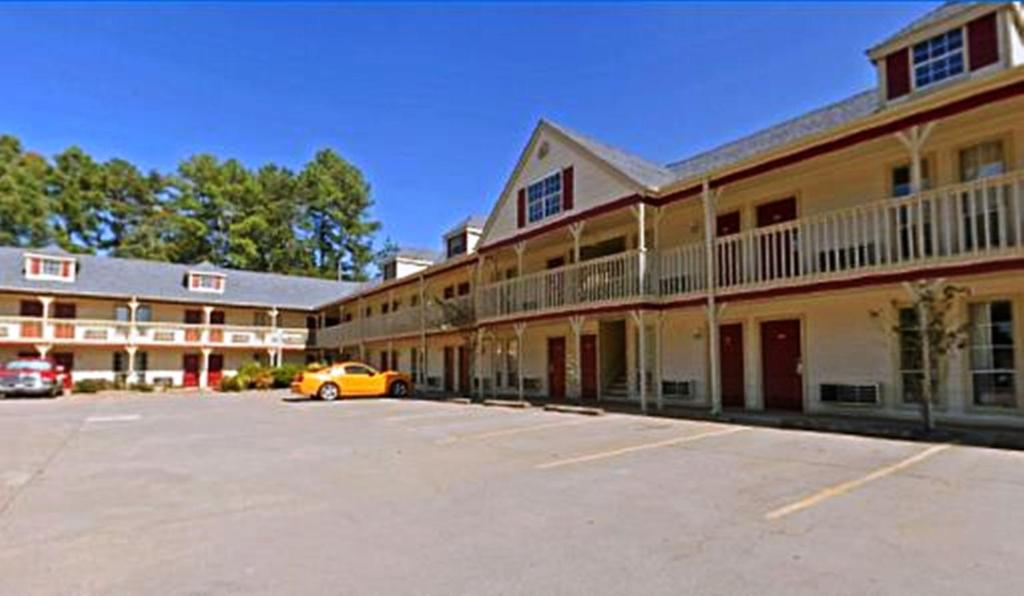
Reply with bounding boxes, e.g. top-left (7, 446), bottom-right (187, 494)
top-left (446, 397), bottom-right (472, 405)
top-left (483, 399), bottom-right (532, 409)
top-left (543, 404), bottom-right (604, 416)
